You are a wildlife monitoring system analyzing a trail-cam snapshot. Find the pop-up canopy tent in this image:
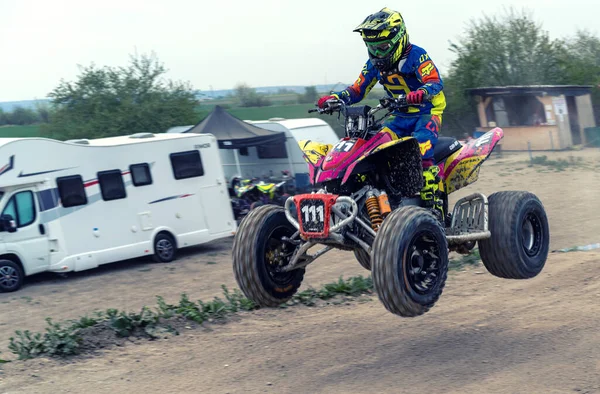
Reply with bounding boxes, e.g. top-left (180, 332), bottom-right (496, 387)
top-left (183, 105), bottom-right (289, 180)
top-left (177, 105), bottom-right (339, 191)
top-left (183, 105), bottom-right (286, 149)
